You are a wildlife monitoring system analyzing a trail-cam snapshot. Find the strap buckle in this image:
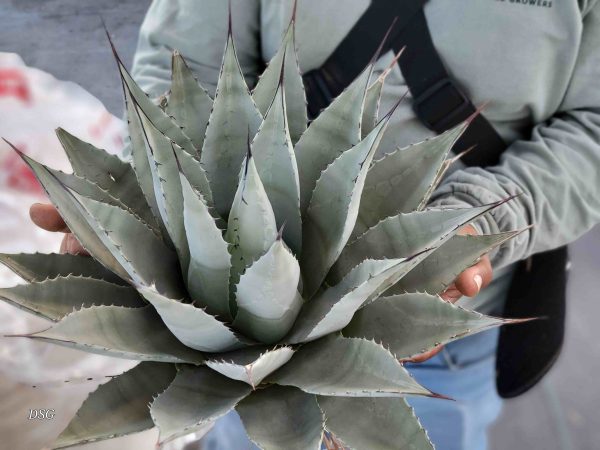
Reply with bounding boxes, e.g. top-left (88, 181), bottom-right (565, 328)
top-left (413, 78), bottom-right (471, 132)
